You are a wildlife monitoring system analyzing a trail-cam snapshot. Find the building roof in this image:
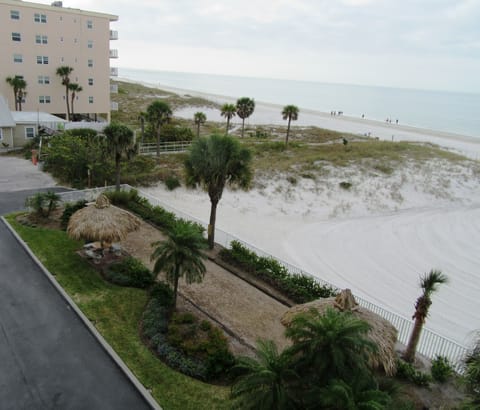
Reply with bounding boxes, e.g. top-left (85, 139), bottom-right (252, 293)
top-left (0, 96), bottom-right (15, 127)
top-left (12, 111), bottom-right (68, 124)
